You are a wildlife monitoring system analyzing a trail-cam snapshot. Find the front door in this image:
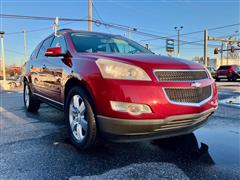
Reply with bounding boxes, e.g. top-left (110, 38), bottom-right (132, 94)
top-left (39, 35), bottom-right (67, 102)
